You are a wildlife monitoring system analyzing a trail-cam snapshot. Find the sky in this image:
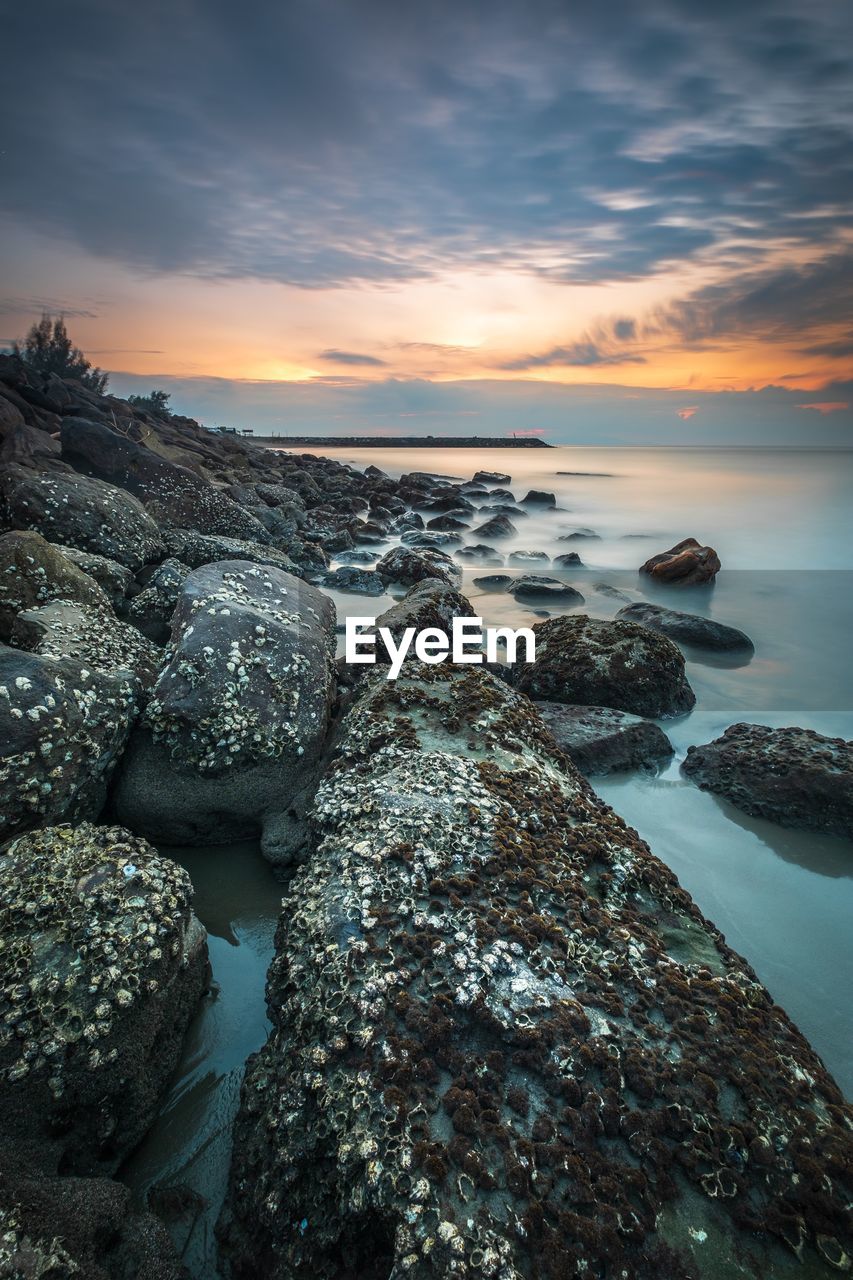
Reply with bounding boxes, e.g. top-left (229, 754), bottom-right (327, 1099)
top-left (1, 0), bottom-right (852, 443)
